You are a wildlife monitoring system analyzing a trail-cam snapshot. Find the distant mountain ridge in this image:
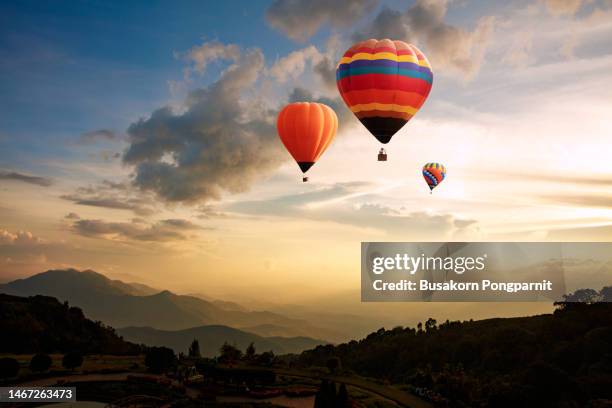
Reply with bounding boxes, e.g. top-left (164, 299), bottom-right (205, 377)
top-left (0, 269), bottom-right (334, 344)
top-left (117, 325), bottom-right (324, 356)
